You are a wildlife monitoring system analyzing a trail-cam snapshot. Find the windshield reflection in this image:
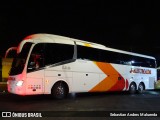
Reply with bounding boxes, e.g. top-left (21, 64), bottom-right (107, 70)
top-left (9, 43), bottom-right (32, 75)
